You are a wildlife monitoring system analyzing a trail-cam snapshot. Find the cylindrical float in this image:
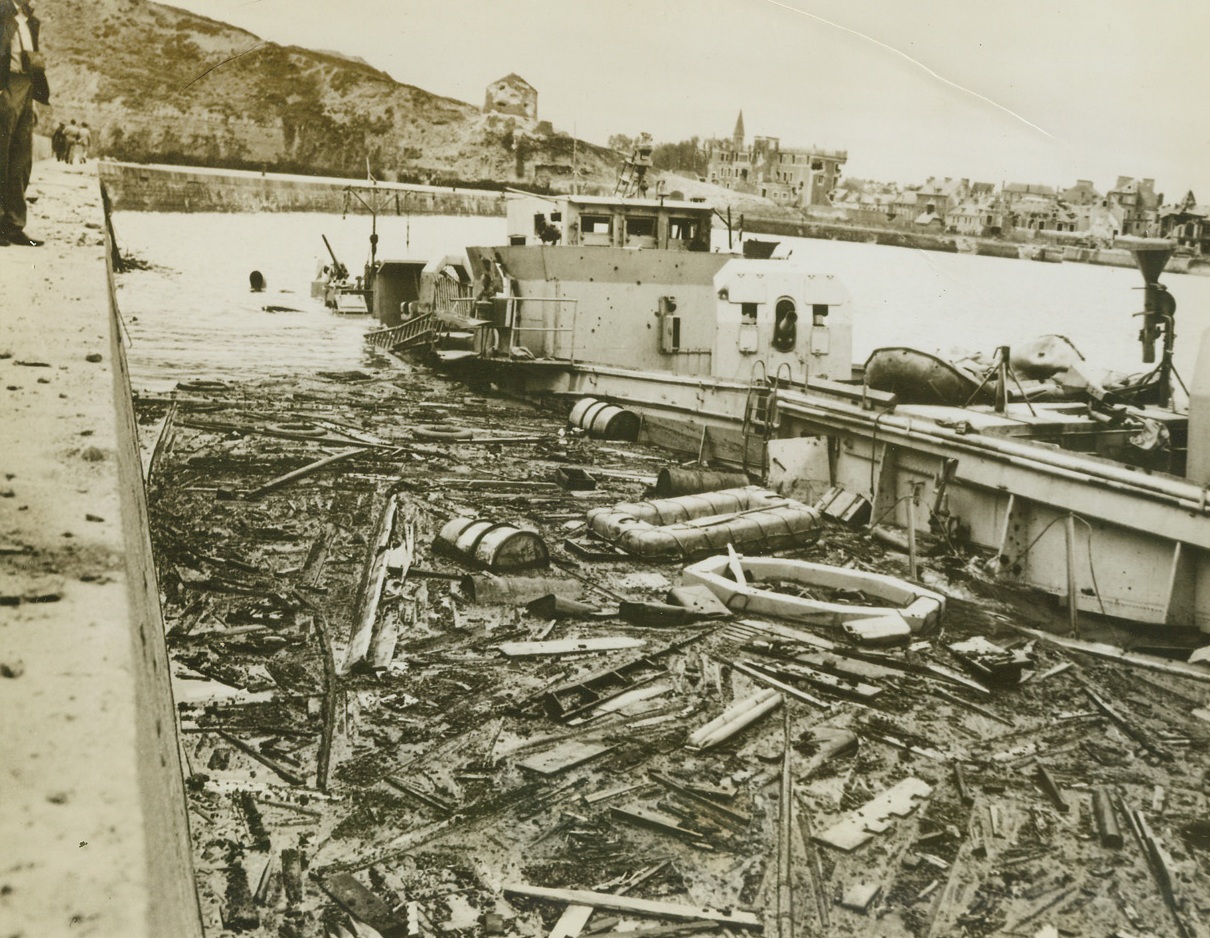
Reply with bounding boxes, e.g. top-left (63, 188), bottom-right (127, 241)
top-left (458, 574), bottom-right (581, 604)
top-left (568, 398), bottom-right (641, 441)
top-left (654, 467), bottom-right (750, 497)
top-left (435, 518), bottom-right (549, 571)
